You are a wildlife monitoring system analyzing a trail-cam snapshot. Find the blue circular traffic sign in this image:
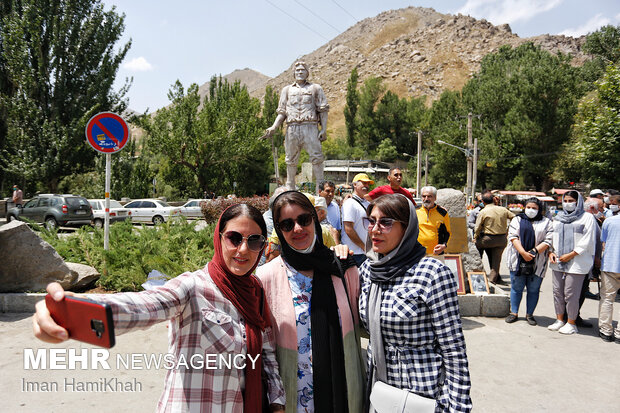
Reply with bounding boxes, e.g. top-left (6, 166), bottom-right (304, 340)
top-left (85, 112), bottom-right (130, 153)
